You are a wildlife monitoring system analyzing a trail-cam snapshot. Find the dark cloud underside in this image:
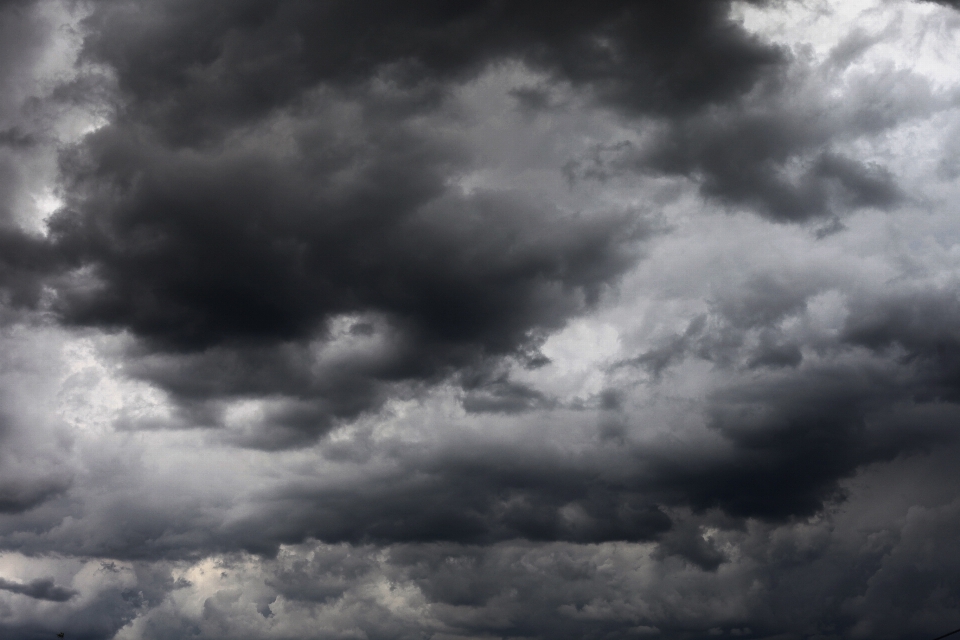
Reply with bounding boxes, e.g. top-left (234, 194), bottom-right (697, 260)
top-left (0, 576), bottom-right (75, 602)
